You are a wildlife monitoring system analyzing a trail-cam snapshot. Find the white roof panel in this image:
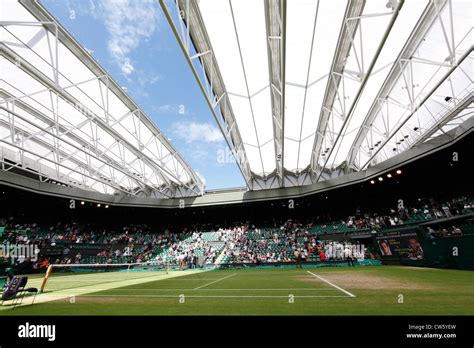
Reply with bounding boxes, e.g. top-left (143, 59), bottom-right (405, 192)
top-left (162, 0), bottom-right (473, 189)
top-left (0, 0), bottom-right (203, 197)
